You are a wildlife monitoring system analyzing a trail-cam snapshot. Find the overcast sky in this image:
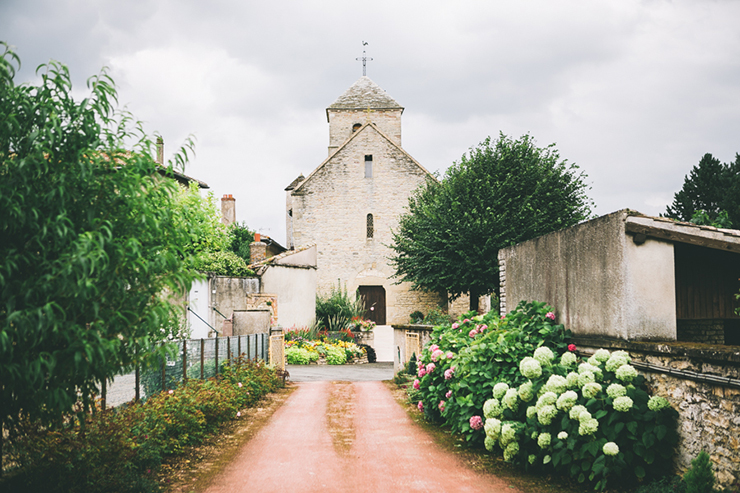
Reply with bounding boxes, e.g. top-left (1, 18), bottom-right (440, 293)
top-left (3, 0), bottom-right (739, 245)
